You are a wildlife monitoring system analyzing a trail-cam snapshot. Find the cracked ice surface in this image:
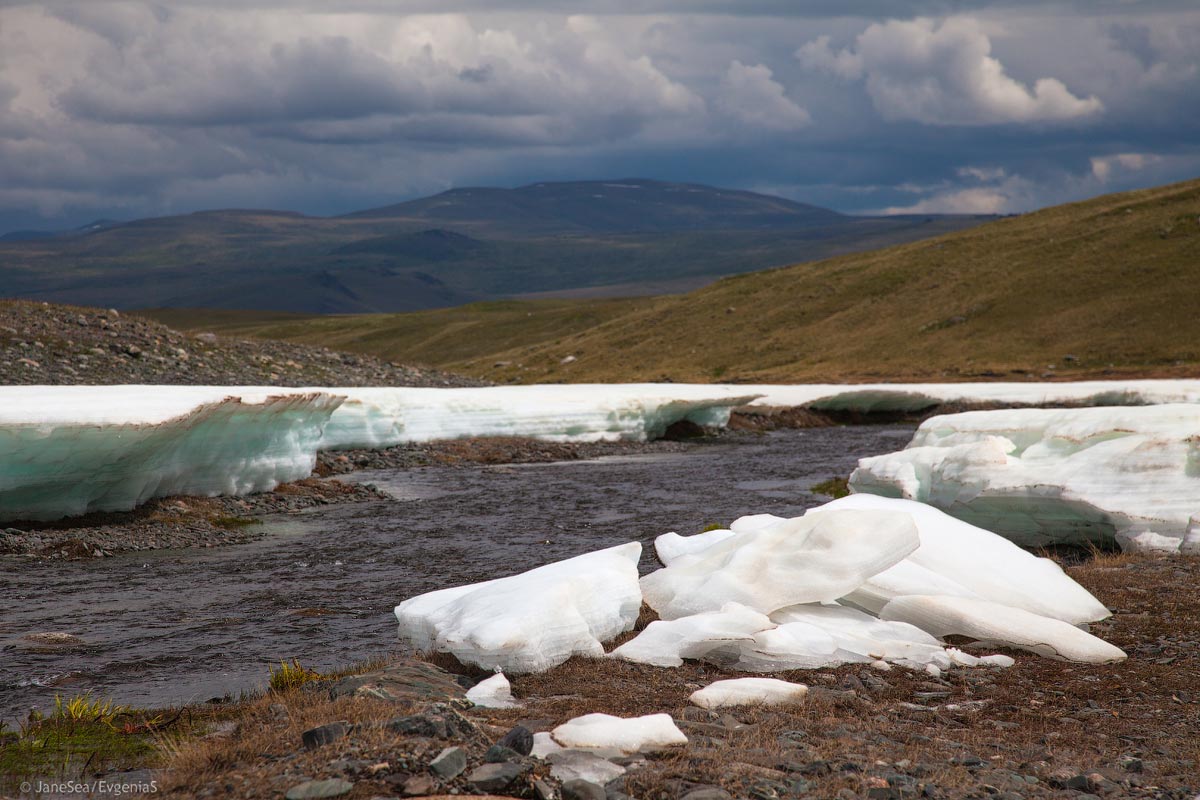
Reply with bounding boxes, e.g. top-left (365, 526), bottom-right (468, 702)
top-left (612, 498), bottom-right (1121, 671)
top-left (849, 404), bottom-right (1200, 552)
